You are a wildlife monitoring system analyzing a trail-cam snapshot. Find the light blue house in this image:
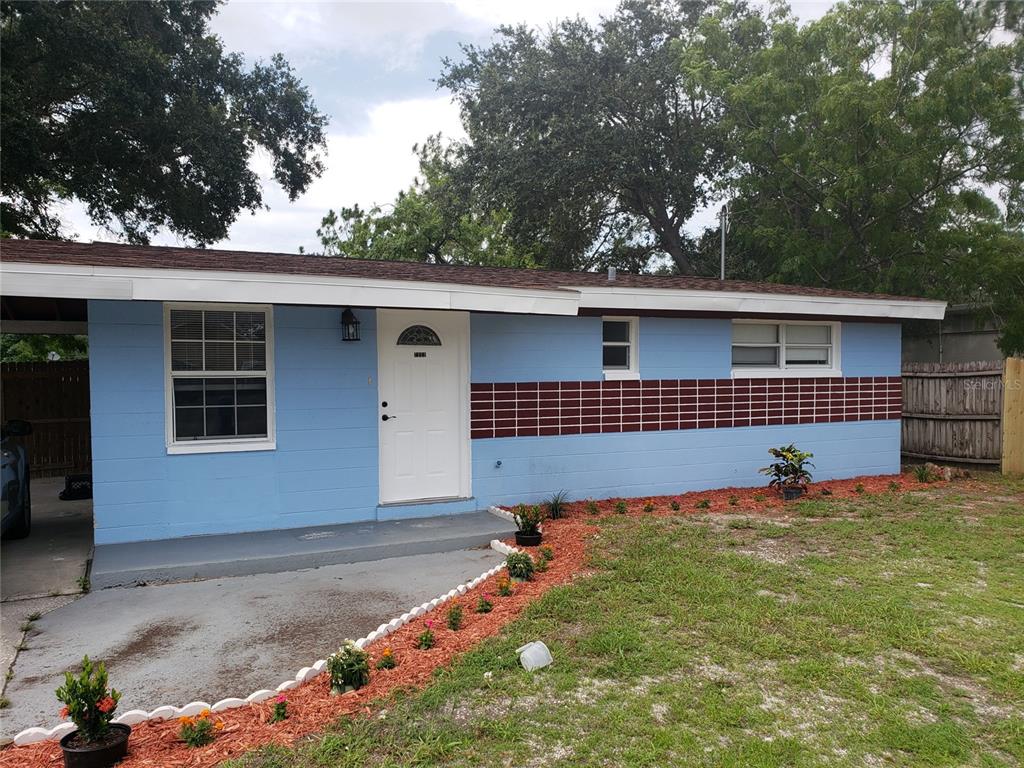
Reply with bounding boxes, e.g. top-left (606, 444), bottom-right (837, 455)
top-left (1, 240), bottom-right (945, 548)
